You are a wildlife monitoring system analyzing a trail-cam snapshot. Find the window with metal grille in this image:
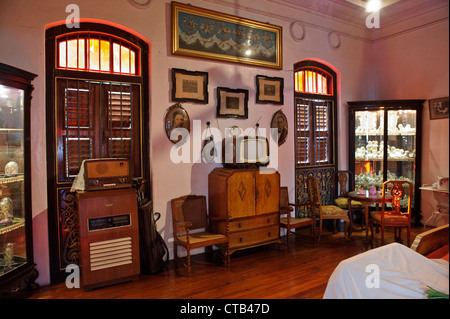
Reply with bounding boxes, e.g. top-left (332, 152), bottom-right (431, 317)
top-left (294, 63), bottom-right (336, 168)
